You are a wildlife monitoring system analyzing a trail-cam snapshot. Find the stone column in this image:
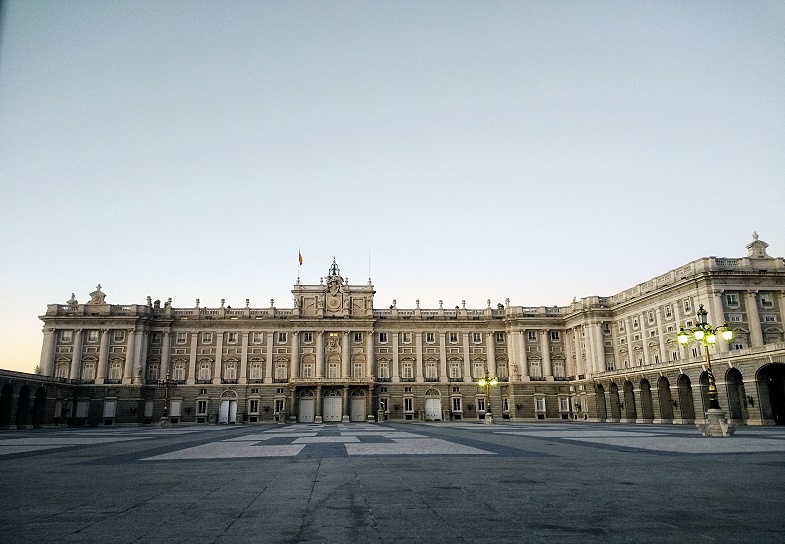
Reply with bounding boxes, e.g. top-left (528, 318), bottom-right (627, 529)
top-left (655, 309), bottom-right (667, 364)
top-left (123, 329), bottom-right (136, 384)
top-left (291, 332), bottom-right (300, 380)
top-left (213, 332), bottom-right (224, 384)
top-left (160, 331), bottom-right (171, 379)
top-left (625, 317), bottom-right (635, 366)
top-left (710, 291), bottom-right (729, 353)
top-left (439, 332), bottom-right (448, 383)
top-left (582, 325), bottom-right (595, 374)
top-left (187, 332), bottom-right (198, 385)
top-left (518, 330), bottom-right (529, 379)
top-left (640, 314), bottom-right (652, 367)
top-left (745, 290), bottom-right (764, 346)
top-left (341, 332), bottom-right (350, 378)
top-left (96, 329), bottom-right (110, 383)
top-left (239, 332), bottom-right (249, 384)
top-left (316, 331), bottom-right (325, 378)
top-left (392, 332), bottom-right (400, 383)
top-left (486, 332), bottom-right (497, 376)
top-left (572, 328), bottom-right (584, 376)
top-left (39, 328), bottom-right (57, 377)
top-left (563, 329), bottom-right (574, 377)
top-left (415, 332), bottom-right (424, 382)
top-left (540, 329), bottom-right (552, 379)
top-left (264, 332), bottom-right (274, 384)
top-left (366, 332), bottom-right (375, 379)
top-left (506, 331), bottom-right (518, 381)
top-left (315, 385), bottom-right (322, 422)
top-left (462, 332), bottom-right (472, 382)
top-left (592, 323), bottom-right (605, 372)
top-left (135, 331), bottom-right (149, 384)
top-left (69, 329), bottom-right (84, 381)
